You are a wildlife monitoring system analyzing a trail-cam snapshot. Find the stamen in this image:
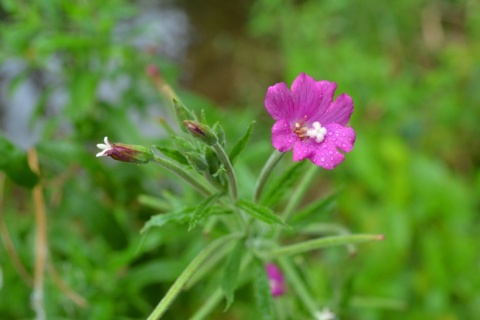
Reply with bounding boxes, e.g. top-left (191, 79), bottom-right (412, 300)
top-left (306, 121), bottom-right (327, 143)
